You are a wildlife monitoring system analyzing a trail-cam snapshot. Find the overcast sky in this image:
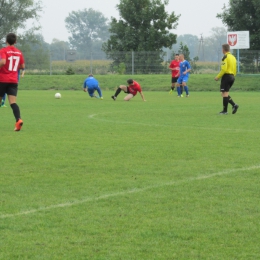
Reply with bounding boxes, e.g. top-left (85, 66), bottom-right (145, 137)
top-left (39, 0), bottom-right (229, 43)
